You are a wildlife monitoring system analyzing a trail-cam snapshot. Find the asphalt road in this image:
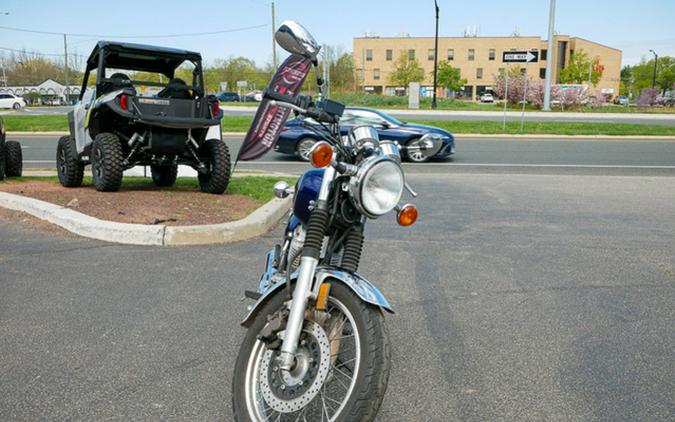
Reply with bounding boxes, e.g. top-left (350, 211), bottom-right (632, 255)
top-left (14, 134), bottom-right (675, 177)
top-left (1, 172), bottom-right (674, 421)
top-left (4, 105), bottom-right (675, 125)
